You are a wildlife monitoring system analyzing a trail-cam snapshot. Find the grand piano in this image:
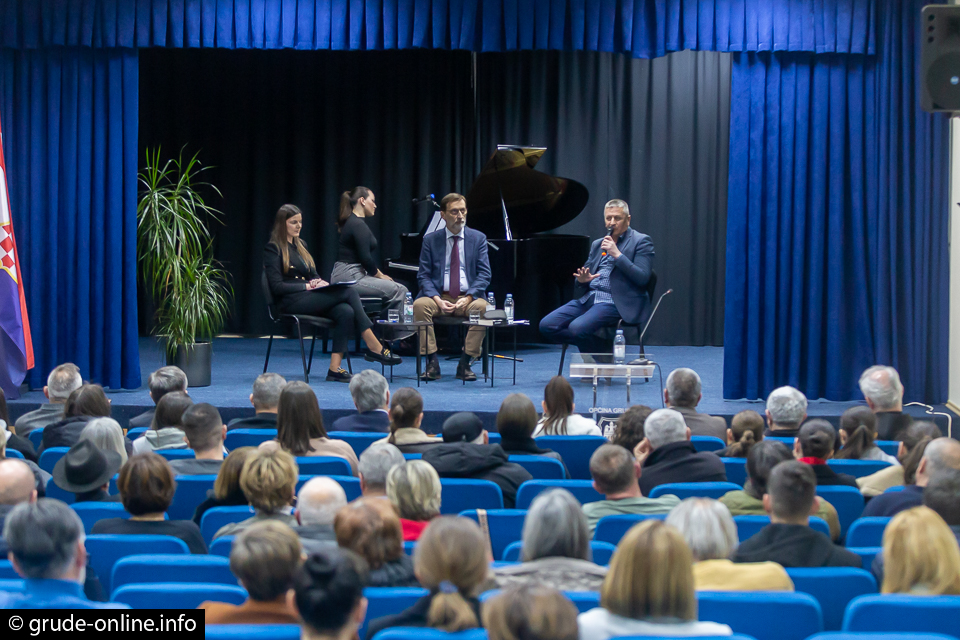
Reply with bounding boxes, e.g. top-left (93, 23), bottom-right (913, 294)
top-left (385, 146), bottom-right (591, 341)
